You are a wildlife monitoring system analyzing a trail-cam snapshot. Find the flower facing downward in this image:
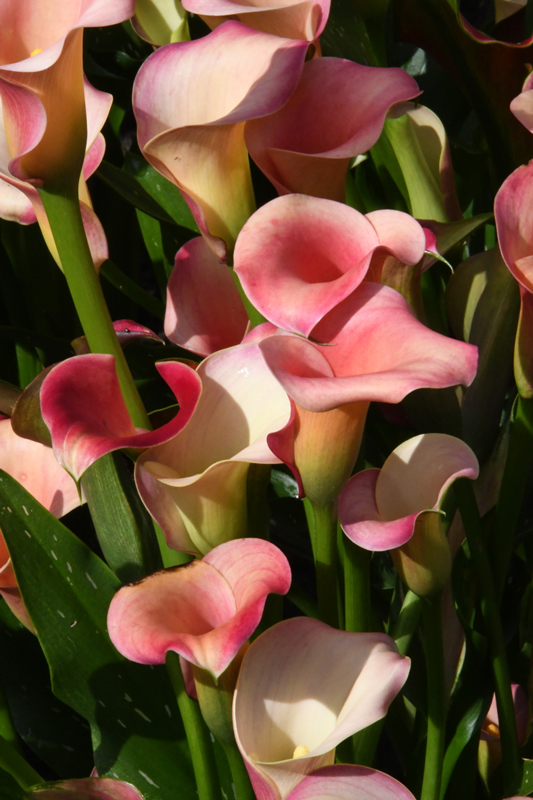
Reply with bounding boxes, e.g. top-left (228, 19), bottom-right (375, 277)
top-left (107, 538), bottom-right (291, 679)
